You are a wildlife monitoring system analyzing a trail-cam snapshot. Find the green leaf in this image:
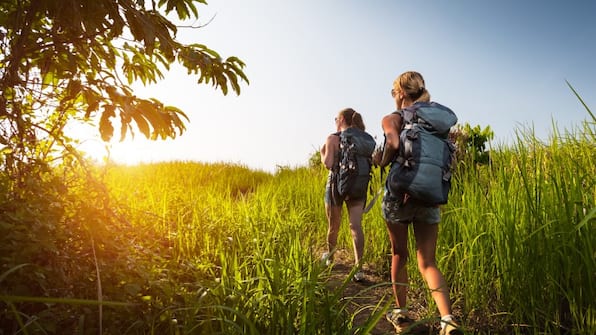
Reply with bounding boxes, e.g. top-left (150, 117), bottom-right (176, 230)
top-left (0, 0), bottom-right (248, 184)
